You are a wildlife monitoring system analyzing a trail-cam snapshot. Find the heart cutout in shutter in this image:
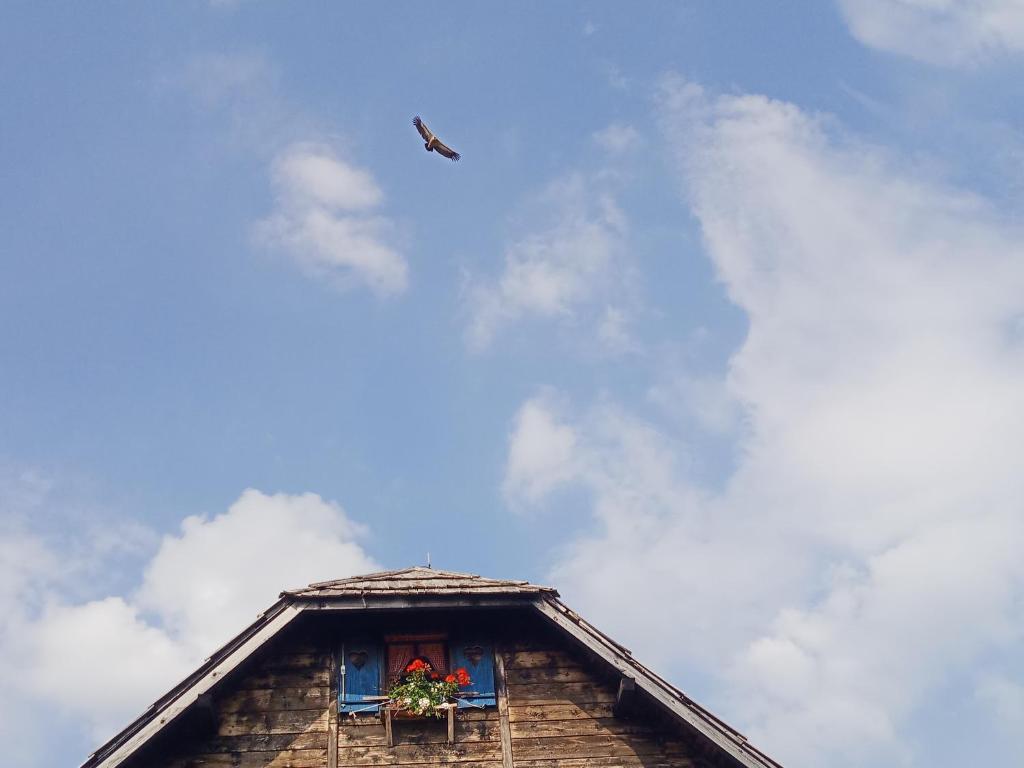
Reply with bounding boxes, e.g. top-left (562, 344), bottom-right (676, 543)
top-left (348, 651), bottom-right (368, 670)
top-left (464, 645), bottom-right (484, 667)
